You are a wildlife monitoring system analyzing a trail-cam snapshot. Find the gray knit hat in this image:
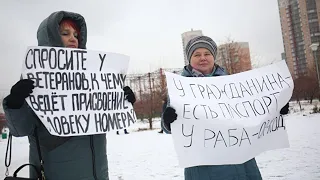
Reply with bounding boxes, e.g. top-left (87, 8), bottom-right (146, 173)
top-left (185, 35), bottom-right (218, 63)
